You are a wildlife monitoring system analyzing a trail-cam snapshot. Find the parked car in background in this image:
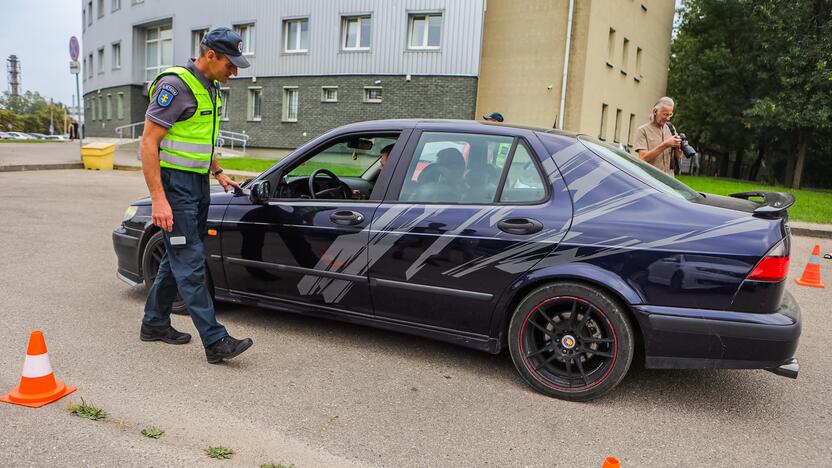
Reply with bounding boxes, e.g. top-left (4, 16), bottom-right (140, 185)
top-left (45, 134), bottom-right (69, 141)
top-left (0, 132), bottom-right (10, 140)
top-left (5, 132), bottom-right (32, 140)
top-left (113, 119), bottom-right (801, 401)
